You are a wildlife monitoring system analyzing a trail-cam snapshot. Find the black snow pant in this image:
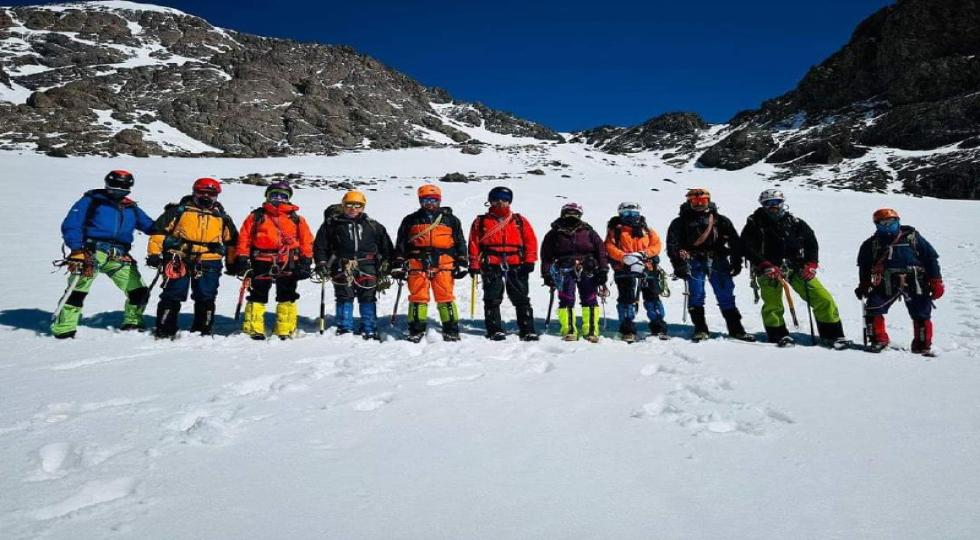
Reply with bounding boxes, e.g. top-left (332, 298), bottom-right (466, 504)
top-left (481, 265), bottom-right (536, 337)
